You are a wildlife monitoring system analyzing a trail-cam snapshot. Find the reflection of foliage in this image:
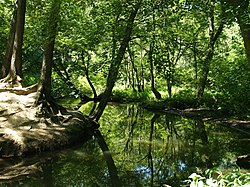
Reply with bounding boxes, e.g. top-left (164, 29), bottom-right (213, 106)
top-left (99, 104), bottom-right (249, 186)
top-left (0, 104), bottom-right (247, 186)
top-left (53, 141), bottom-right (109, 187)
